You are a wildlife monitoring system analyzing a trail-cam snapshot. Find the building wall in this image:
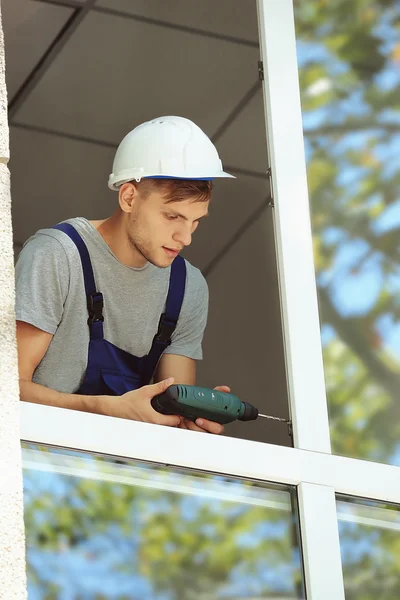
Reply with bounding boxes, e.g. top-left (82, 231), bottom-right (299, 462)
top-left (0, 1), bottom-right (27, 597)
